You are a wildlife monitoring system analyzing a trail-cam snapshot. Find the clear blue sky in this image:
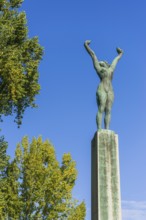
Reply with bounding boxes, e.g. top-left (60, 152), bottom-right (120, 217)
top-left (1, 1), bottom-right (146, 219)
